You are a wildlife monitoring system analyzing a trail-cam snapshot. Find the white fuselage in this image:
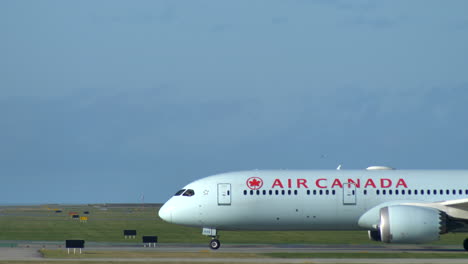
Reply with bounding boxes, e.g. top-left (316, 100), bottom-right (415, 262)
top-left (159, 170), bottom-right (468, 231)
